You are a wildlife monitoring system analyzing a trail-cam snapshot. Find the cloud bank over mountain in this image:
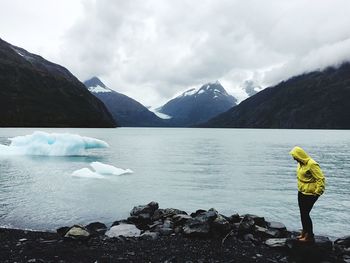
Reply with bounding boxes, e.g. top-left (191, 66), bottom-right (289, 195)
top-left (2, 0), bottom-right (350, 106)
